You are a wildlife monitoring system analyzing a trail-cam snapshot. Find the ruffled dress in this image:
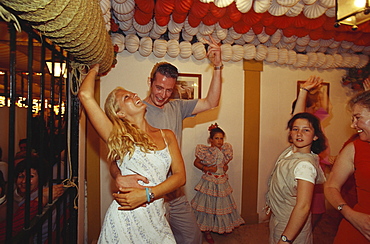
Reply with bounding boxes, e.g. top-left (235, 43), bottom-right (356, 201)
top-left (190, 143), bottom-right (245, 234)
